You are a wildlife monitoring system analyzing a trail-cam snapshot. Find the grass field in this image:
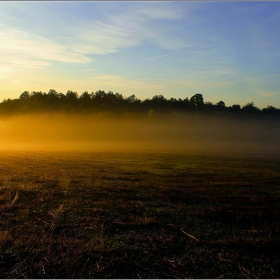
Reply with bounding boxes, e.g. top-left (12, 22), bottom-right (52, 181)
top-left (0, 150), bottom-right (279, 278)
